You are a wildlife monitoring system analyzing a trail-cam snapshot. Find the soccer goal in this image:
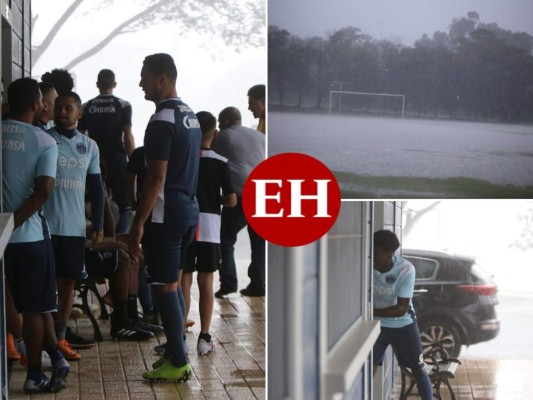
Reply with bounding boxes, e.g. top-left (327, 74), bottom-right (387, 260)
top-left (329, 90), bottom-right (406, 118)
